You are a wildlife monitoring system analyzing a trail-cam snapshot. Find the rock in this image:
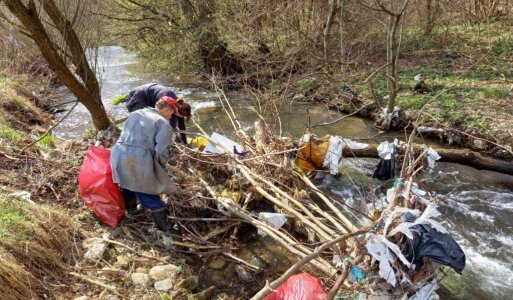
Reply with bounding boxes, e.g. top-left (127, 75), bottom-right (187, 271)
top-left (149, 264), bottom-right (181, 281)
top-left (187, 286), bottom-right (215, 300)
top-left (131, 273), bottom-right (151, 287)
top-left (292, 94), bottom-right (305, 101)
top-left (57, 139), bottom-right (73, 150)
top-left (235, 265), bottom-right (252, 281)
top-left (312, 171), bottom-right (326, 180)
top-left (73, 296), bottom-right (90, 300)
top-left (208, 259), bottom-right (226, 270)
top-left (82, 237), bottom-right (104, 249)
top-left (103, 295), bottom-right (119, 300)
top-left (109, 226), bottom-right (123, 238)
top-left (209, 270), bottom-right (225, 283)
top-left (84, 242), bottom-right (107, 261)
top-left (174, 275), bottom-right (198, 291)
top-left (216, 294), bottom-right (235, 300)
top-left (471, 138), bottom-right (487, 150)
top-left (114, 255), bottom-right (130, 269)
top-left (136, 267), bottom-right (148, 273)
top-left (154, 278), bottom-right (175, 291)
top-left (47, 149), bottom-right (64, 159)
